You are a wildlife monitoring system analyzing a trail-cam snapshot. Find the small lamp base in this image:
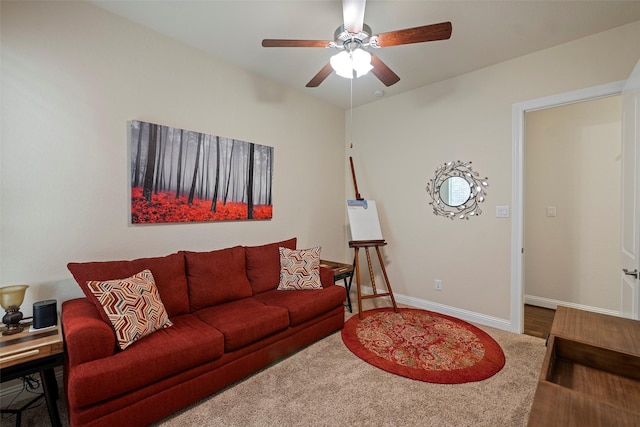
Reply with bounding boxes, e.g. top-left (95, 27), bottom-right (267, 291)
top-left (2, 323), bottom-right (25, 335)
top-left (2, 308), bottom-right (25, 335)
